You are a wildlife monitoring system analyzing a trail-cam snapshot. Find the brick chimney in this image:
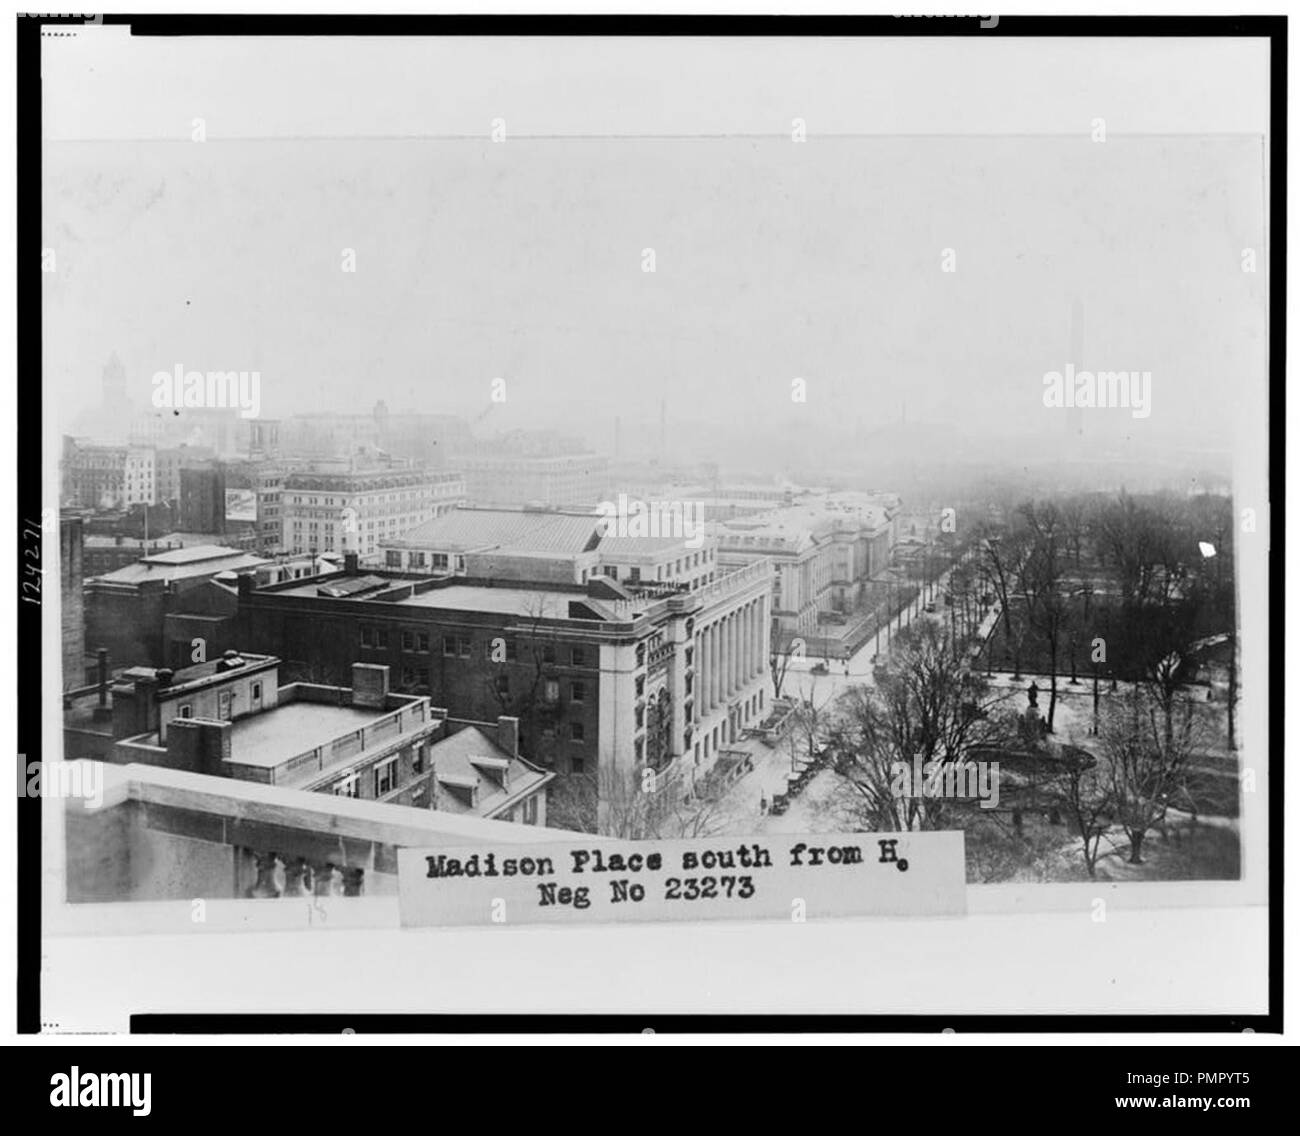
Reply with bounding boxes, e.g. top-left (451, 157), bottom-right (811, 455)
top-left (496, 715), bottom-right (520, 759)
top-left (166, 718), bottom-right (232, 774)
top-left (351, 663), bottom-right (389, 708)
top-left (111, 668), bottom-right (162, 739)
